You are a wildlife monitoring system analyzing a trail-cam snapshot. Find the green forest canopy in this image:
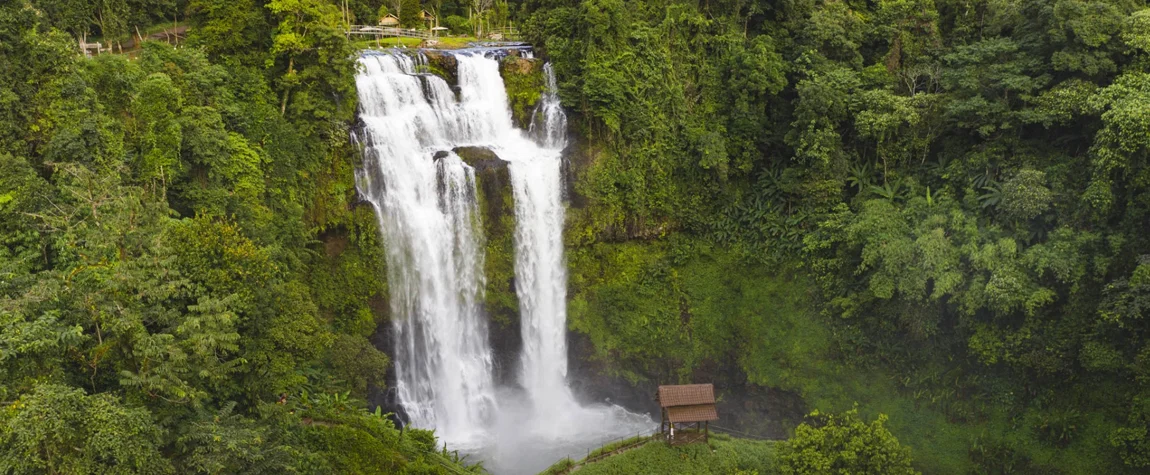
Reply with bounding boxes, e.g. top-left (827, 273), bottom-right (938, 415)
top-left (2, 0), bottom-right (1150, 473)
